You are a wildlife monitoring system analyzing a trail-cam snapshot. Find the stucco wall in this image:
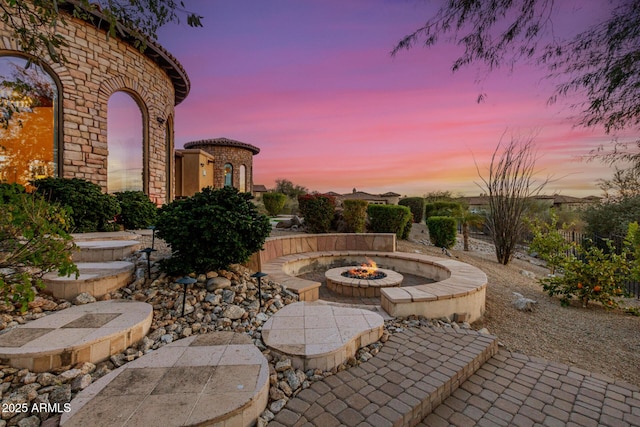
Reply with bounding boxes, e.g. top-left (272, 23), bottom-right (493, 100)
top-left (0, 12), bottom-right (181, 204)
